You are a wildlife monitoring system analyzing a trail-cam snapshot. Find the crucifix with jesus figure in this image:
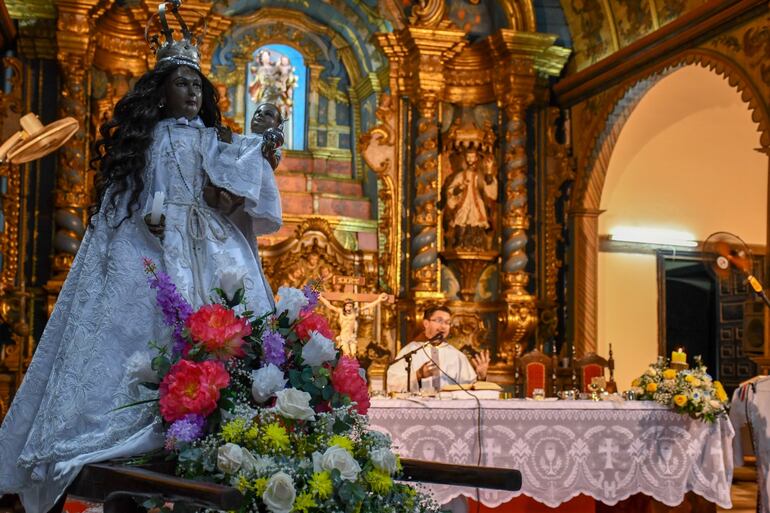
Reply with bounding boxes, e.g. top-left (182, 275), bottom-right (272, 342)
top-left (318, 275), bottom-right (393, 357)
